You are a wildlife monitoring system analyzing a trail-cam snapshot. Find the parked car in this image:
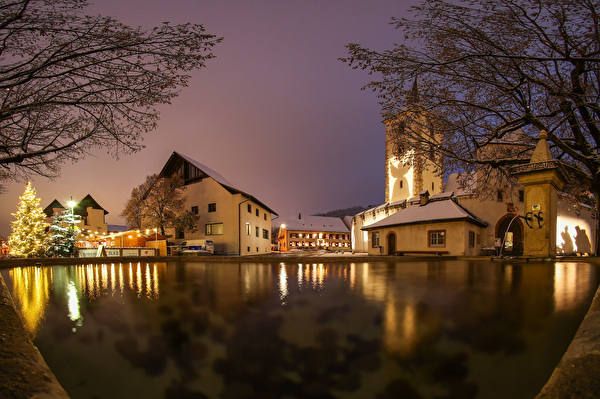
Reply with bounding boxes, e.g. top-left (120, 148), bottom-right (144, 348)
top-left (177, 239), bottom-right (214, 255)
